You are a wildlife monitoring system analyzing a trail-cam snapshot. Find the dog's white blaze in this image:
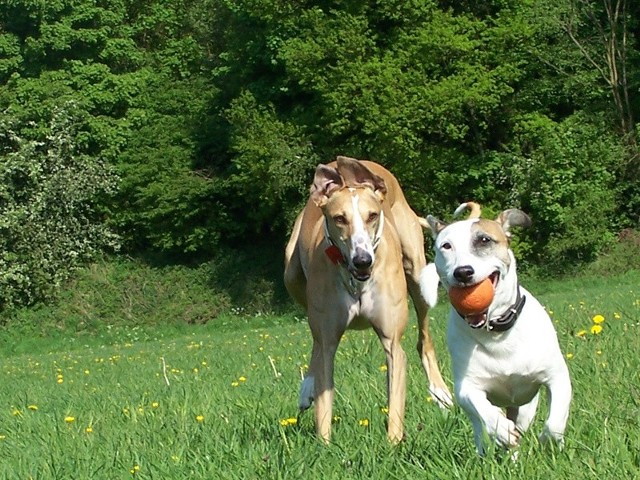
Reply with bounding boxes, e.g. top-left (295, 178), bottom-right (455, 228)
top-left (436, 220), bottom-right (498, 285)
top-left (349, 194), bottom-right (375, 262)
